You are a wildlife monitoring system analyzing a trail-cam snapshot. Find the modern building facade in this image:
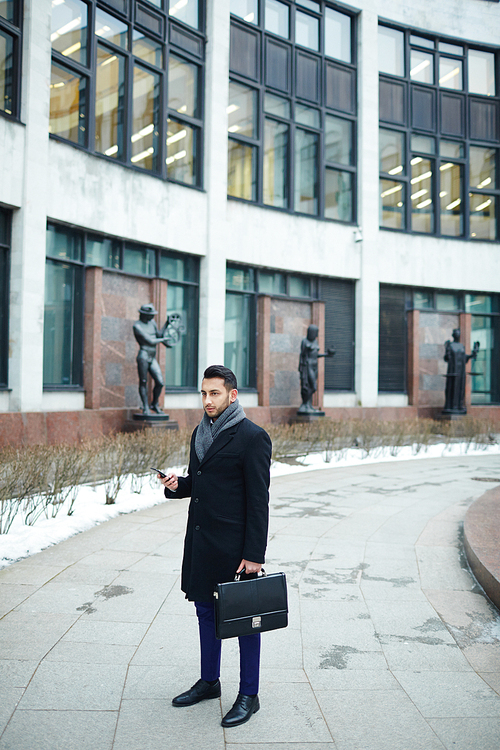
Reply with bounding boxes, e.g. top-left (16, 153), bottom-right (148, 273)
top-left (0, 0), bottom-right (499, 443)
